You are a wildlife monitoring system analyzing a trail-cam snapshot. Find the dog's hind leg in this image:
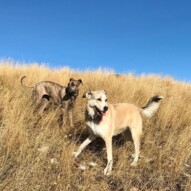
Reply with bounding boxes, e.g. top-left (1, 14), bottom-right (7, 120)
top-left (129, 124), bottom-right (142, 167)
top-left (33, 89), bottom-right (43, 113)
top-left (36, 95), bottom-right (50, 116)
top-left (73, 134), bottom-right (96, 158)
